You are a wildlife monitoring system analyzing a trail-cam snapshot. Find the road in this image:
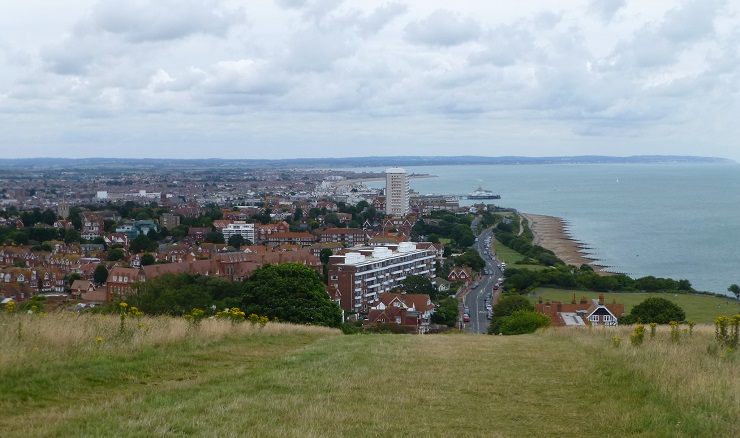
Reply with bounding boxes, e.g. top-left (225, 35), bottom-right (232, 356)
top-left (461, 221), bottom-right (505, 334)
